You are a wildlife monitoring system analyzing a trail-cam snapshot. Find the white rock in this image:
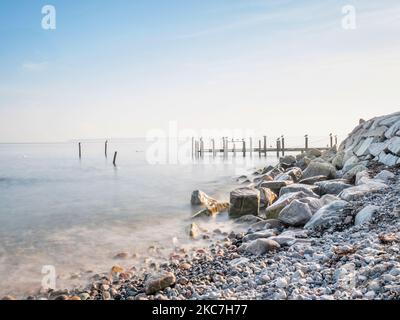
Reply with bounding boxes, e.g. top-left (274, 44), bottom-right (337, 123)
top-left (387, 136), bottom-right (400, 155)
top-left (355, 205), bottom-right (379, 226)
top-left (374, 170), bottom-right (395, 182)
